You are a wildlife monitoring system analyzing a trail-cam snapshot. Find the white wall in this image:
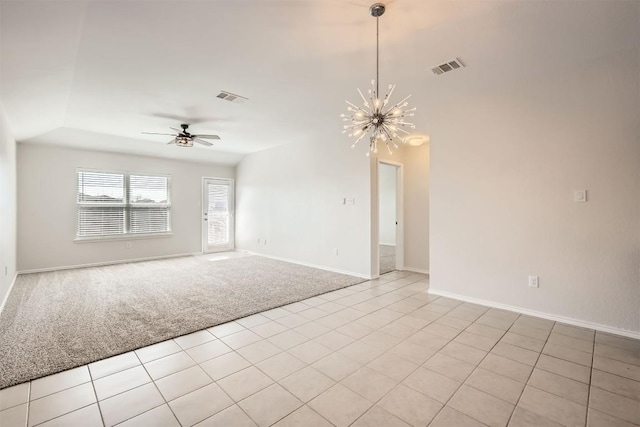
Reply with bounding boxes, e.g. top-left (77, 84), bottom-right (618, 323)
top-left (235, 138), bottom-right (371, 278)
top-left (378, 163), bottom-right (396, 245)
top-left (429, 47), bottom-right (640, 334)
top-left (17, 144), bottom-right (234, 271)
top-left (377, 144), bottom-right (430, 273)
top-left (0, 103), bottom-right (17, 306)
